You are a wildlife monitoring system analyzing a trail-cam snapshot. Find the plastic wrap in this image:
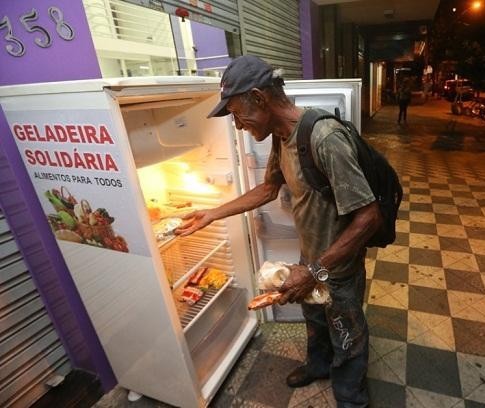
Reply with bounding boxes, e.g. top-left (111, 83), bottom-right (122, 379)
top-left (256, 261), bottom-right (331, 305)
